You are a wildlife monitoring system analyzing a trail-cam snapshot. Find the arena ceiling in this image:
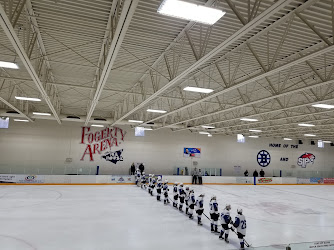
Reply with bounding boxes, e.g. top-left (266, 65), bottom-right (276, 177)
top-left (1, 0), bottom-right (334, 141)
